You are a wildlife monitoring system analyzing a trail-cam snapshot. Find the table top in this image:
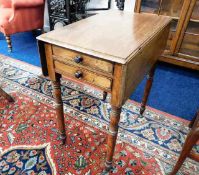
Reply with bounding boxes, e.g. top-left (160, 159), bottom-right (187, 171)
top-left (37, 10), bottom-right (171, 64)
